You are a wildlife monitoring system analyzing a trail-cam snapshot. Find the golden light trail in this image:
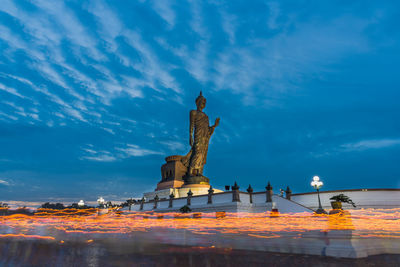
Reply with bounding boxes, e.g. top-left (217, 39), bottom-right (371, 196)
top-left (0, 208), bottom-right (399, 241)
